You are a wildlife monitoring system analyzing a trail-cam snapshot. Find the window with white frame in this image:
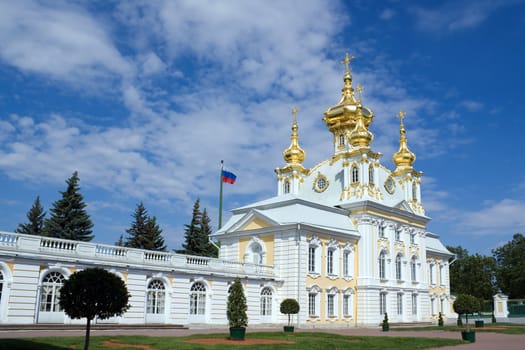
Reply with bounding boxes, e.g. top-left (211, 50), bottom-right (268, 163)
top-left (326, 287), bottom-right (338, 318)
top-left (343, 289), bottom-right (353, 317)
top-left (326, 240), bottom-right (339, 276)
top-left (308, 237), bottom-right (321, 274)
top-left (369, 164), bottom-right (374, 185)
top-left (339, 134), bottom-right (345, 146)
top-left (379, 225), bottom-right (385, 238)
top-left (397, 293), bottom-right (403, 315)
top-left (342, 244), bottom-right (354, 278)
top-left (429, 262), bottom-right (436, 285)
top-left (411, 256), bottom-right (417, 282)
top-left (327, 249), bottom-right (334, 275)
top-left (307, 286), bottom-right (320, 317)
top-left (380, 292), bottom-right (387, 315)
top-left (395, 227), bottom-right (401, 241)
top-left (189, 282), bottom-right (206, 315)
top-left (351, 165), bottom-right (359, 183)
top-left (379, 251), bottom-right (387, 280)
top-left (440, 298), bottom-right (445, 314)
top-left (39, 271), bottom-right (65, 312)
top-left (147, 279), bottom-right (166, 314)
top-left (439, 264), bottom-right (444, 286)
top-left (284, 179), bottom-right (290, 194)
top-left (431, 297), bottom-right (436, 315)
top-left (260, 287), bottom-right (272, 316)
top-left (412, 294), bottom-right (417, 315)
top-left (410, 232), bottom-right (415, 244)
top-left (395, 254), bottom-right (403, 281)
